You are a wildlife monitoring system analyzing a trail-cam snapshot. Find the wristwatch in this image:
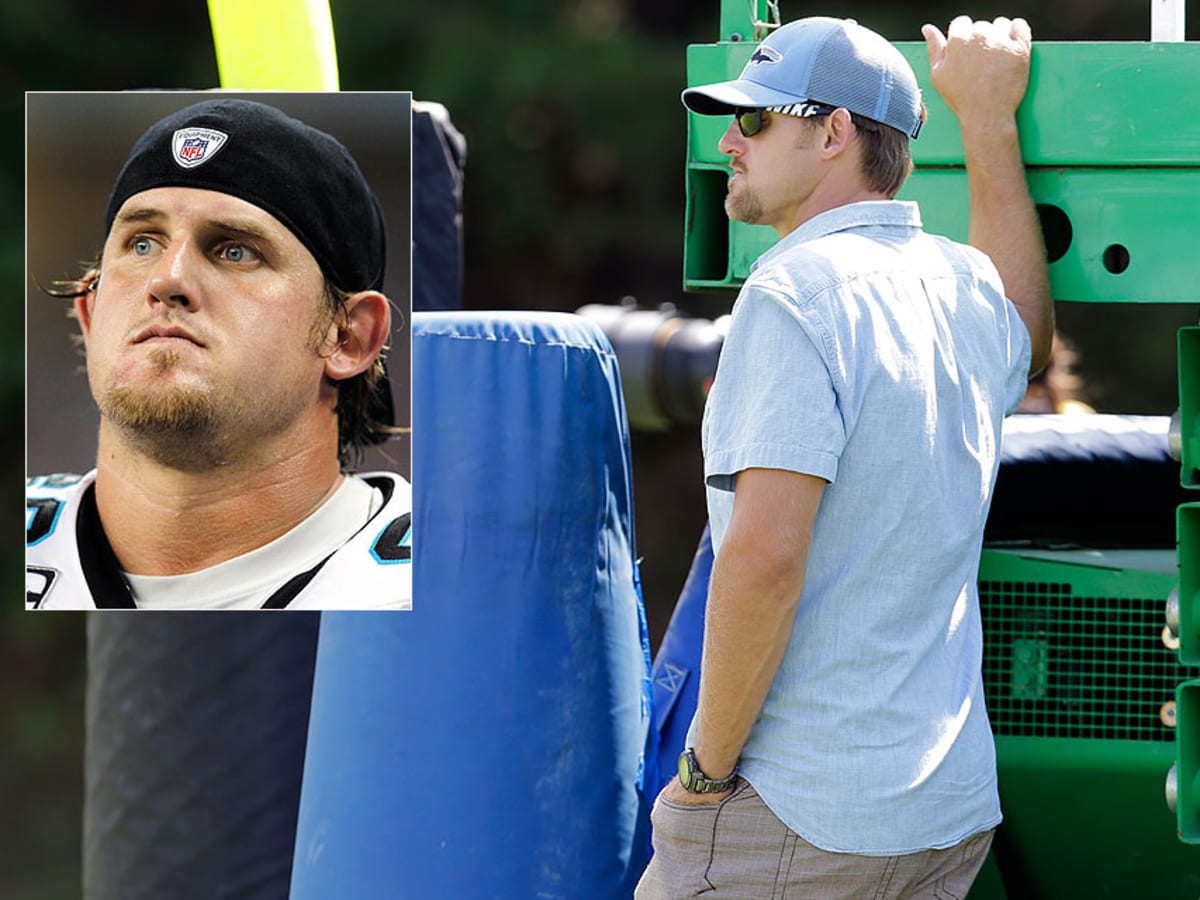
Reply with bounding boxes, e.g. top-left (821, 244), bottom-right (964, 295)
top-left (678, 748), bottom-right (738, 793)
